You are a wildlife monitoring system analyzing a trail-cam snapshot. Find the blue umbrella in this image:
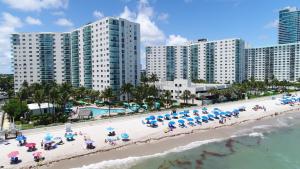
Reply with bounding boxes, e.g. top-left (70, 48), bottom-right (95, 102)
top-left (121, 133), bottom-right (129, 139)
top-left (106, 127), bottom-right (115, 132)
top-left (169, 121), bottom-right (176, 125)
top-left (220, 112), bottom-right (227, 117)
top-left (184, 110), bottom-right (189, 113)
top-left (194, 116), bottom-right (201, 120)
top-left (149, 115), bottom-right (156, 120)
top-left (16, 135), bottom-right (26, 141)
top-left (202, 116), bottom-right (209, 121)
top-left (193, 110), bottom-right (199, 113)
top-left (178, 119), bottom-right (185, 124)
top-left (165, 114), bottom-right (171, 117)
top-left (213, 111), bottom-right (220, 116)
top-left (44, 134), bottom-right (53, 141)
top-left (179, 112), bottom-right (185, 115)
top-left (150, 120), bottom-right (157, 125)
top-left (208, 114), bottom-right (215, 119)
top-left (157, 115), bottom-right (164, 119)
top-left (187, 118), bottom-right (194, 121)
top-left (226, 111), bottom-right (232, 116)
top-left (172, 112), bottom-right (178, 116)
top-left (65, 133), bottom-right (74, 139)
